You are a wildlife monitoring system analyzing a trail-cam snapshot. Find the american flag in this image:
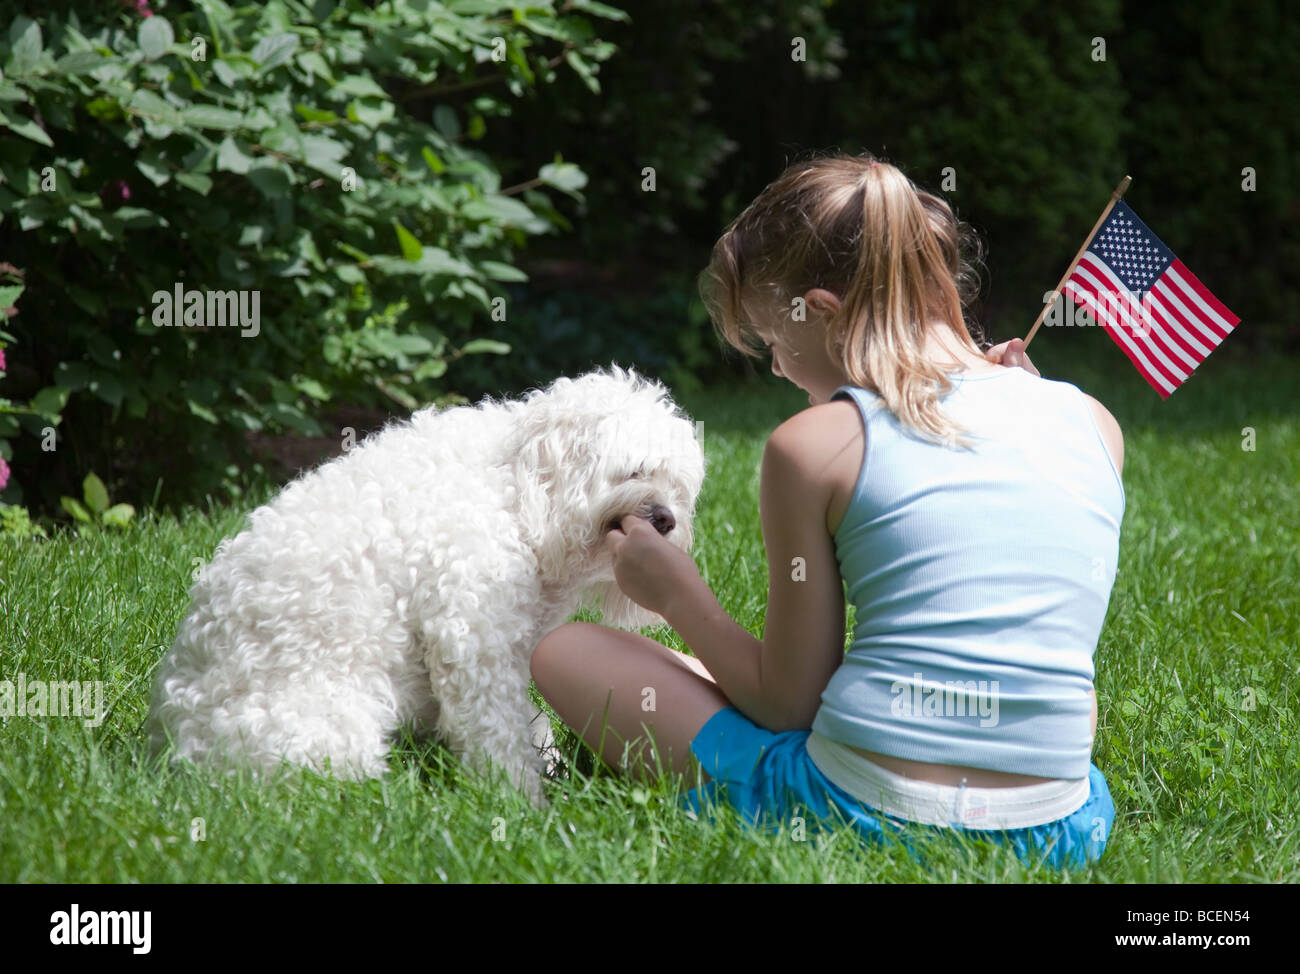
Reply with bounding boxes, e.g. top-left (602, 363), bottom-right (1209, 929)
top-left (1062, 200), bottom-right (1240, 398)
